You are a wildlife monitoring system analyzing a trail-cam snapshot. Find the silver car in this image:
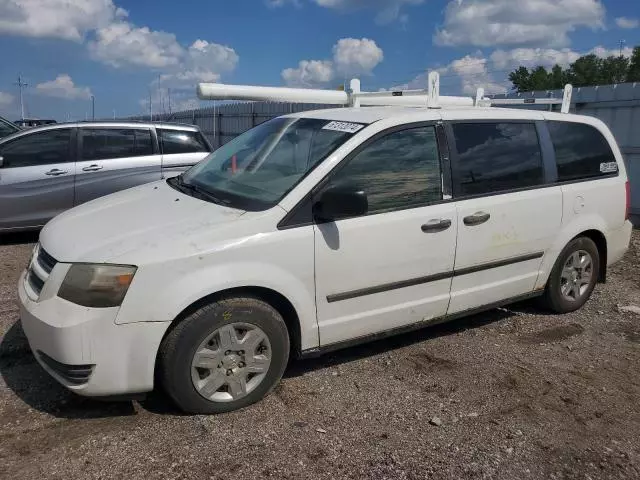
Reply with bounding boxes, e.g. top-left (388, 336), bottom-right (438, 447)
top-left (0, 121), bottom-right (212, 232)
